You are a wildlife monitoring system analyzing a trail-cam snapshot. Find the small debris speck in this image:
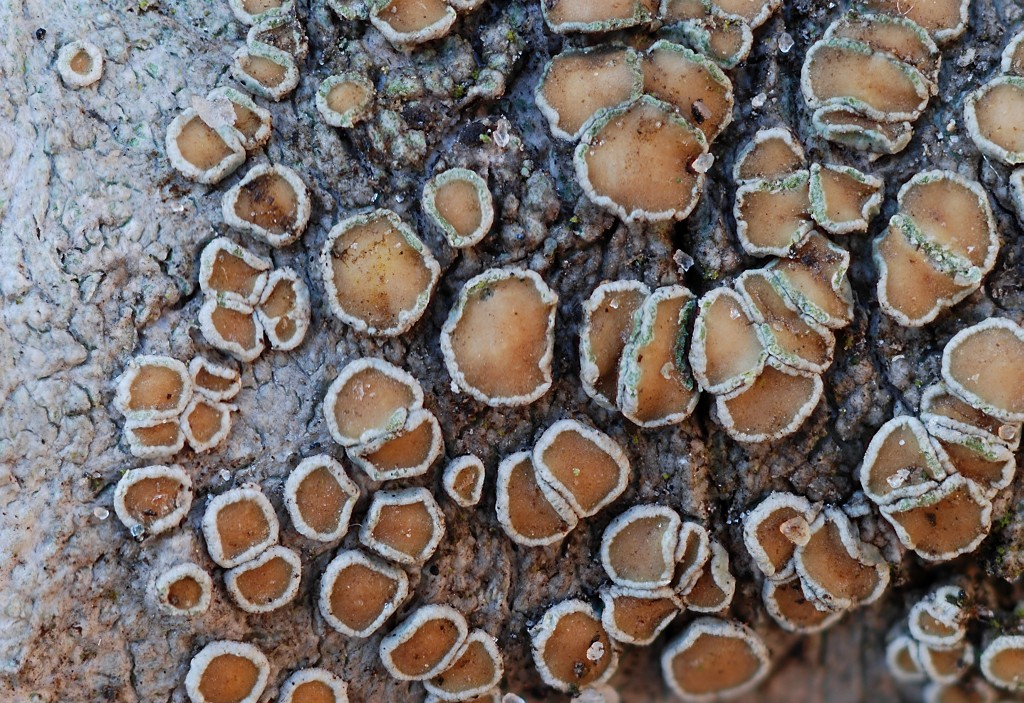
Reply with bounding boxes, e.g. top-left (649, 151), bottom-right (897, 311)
top-left (751, 92), bottom-right (767, 108)
top-left (692, 152), bottom-right (715, 174)
top-left (35, 27), bottom-right (46, 40)
top-left (493, 119), bottom-right (511, 148)
top-left (778, 32), bottom-right (794, 54)
top-left (93, 507), bottom-right (109, 520)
